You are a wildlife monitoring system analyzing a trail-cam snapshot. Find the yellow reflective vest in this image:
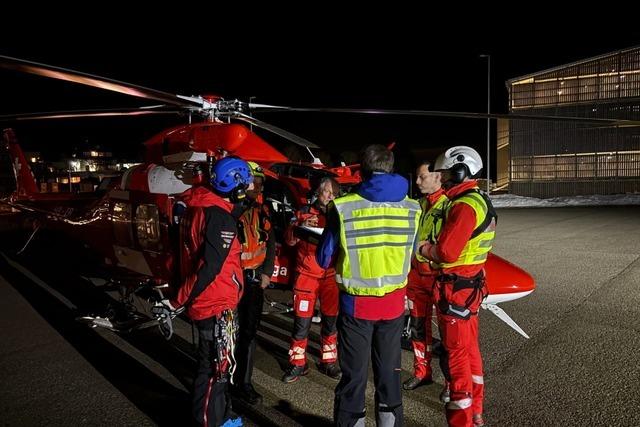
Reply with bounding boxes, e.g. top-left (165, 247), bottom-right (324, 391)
top-left (414, 193), bottom-right (449, 264)
top-left (333, 193), bottom-right (421, 296)
top-left (441, 189), bottom-right (496, 269)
